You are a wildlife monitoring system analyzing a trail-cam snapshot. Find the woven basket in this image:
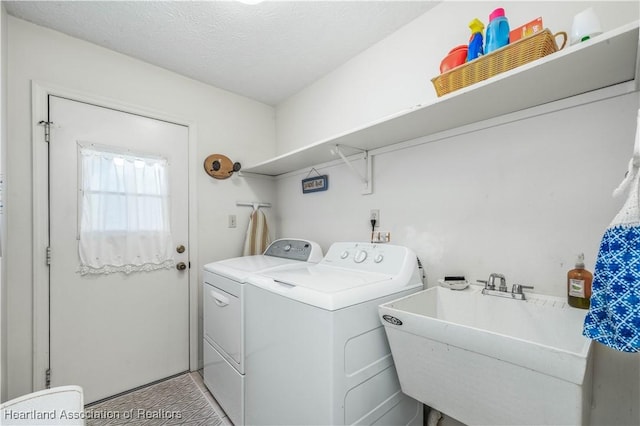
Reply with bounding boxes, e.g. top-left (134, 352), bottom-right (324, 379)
top-left (431, 29), bottom-right (567, 97)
